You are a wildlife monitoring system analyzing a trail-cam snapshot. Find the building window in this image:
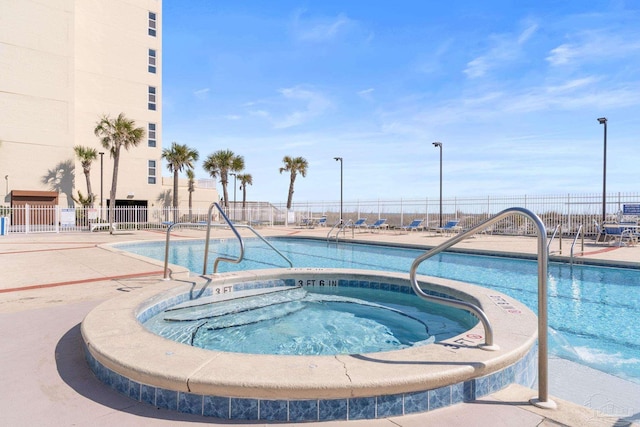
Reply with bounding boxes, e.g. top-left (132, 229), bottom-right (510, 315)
top-left (148, 12), bottom-right (157, 37)
top-left (148, 160), bottom-right (157, 184)
top-left (148, 49), bottom-right (156, 73)
top-left (148, 123), bottom-right (156, 147)
top-left (148, 86), bottom-right (156, 111)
